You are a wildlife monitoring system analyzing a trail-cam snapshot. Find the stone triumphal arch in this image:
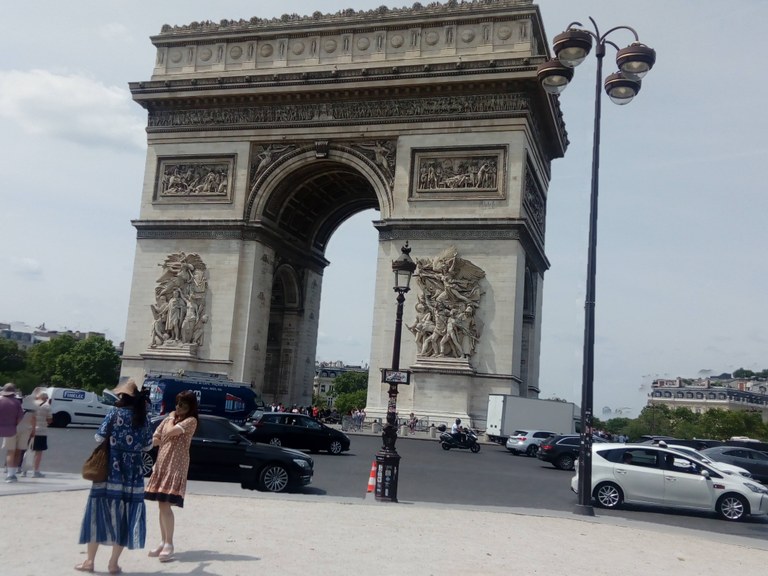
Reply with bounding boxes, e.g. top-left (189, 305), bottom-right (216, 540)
top-left (120, 0), bottom-right (567, 428)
